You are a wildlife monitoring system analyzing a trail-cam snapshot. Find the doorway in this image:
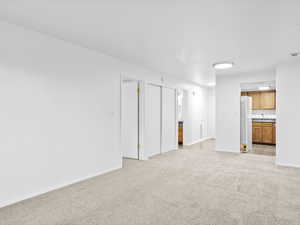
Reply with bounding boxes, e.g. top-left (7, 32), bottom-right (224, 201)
top-left (162, 87), bottom-right (177, 153)
top-left (121, 79), bottom-right (140, 159)
top-left (145, 84), bottom-right (161, 157)
top-left (177, 89), bottom-right (184, 146)
top-left (240, 81), bottom-right (276, 156)
top-left (145, 83), bottom-right (178, 158)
